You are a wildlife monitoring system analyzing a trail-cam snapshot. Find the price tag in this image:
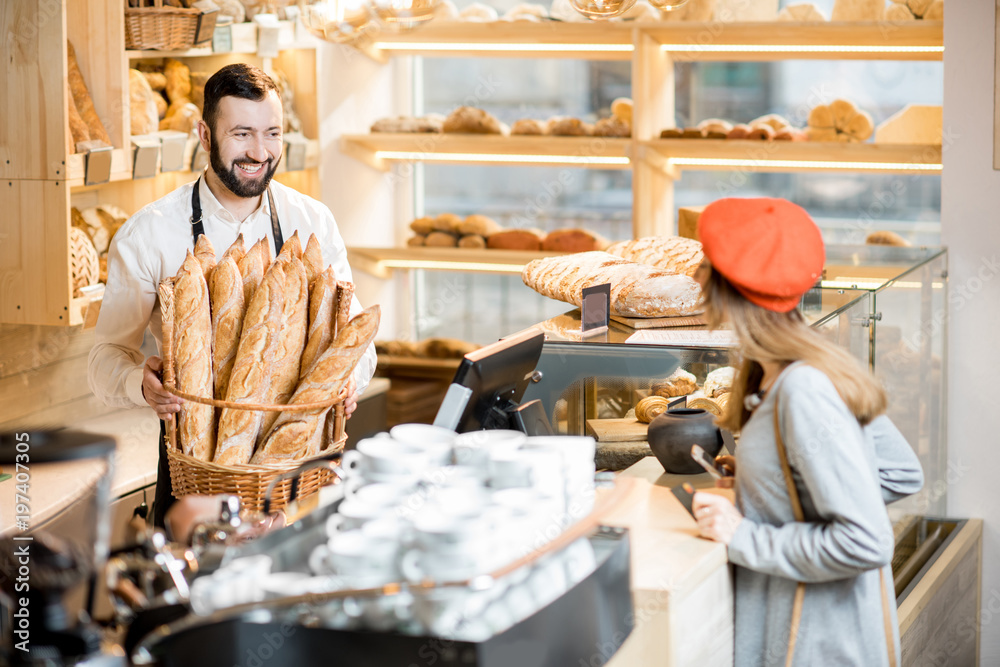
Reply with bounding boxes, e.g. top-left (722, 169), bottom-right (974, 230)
top-left (581, 283), bottom-right (610, 336)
